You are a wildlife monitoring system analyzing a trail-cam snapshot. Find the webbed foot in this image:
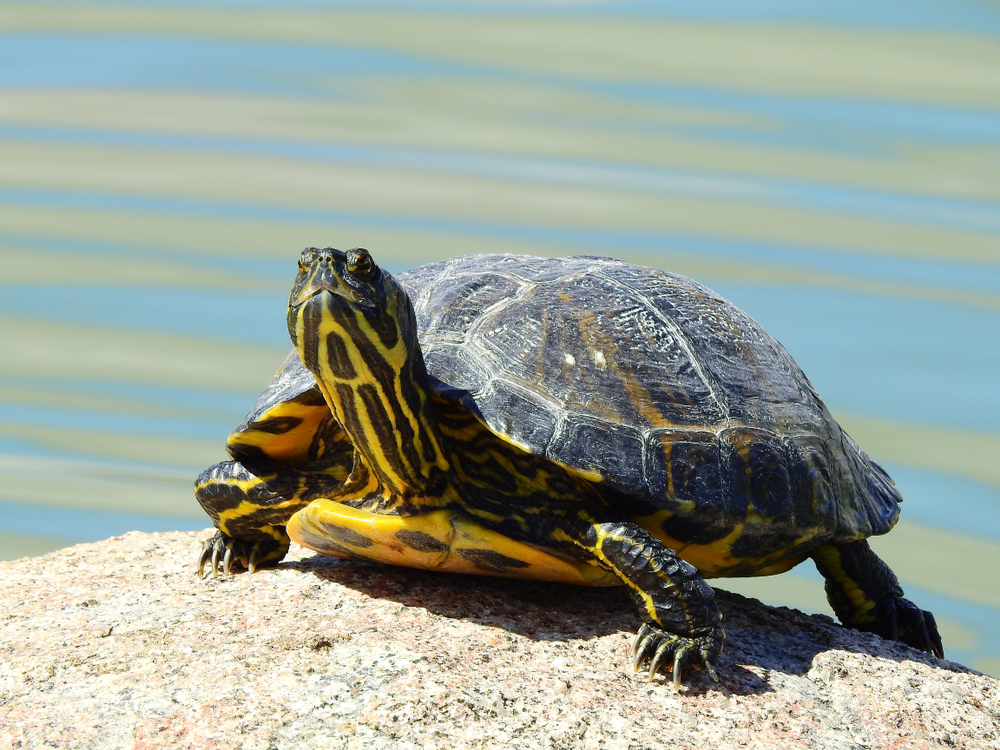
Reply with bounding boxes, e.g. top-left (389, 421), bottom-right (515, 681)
top-left (631, 622), bottom-right (724, 688)
top-left (197, 531), bottom-right (289, 578)
top-left (861, 596), bottom-right (944, 658)
top-left (813, 541), bottom-right (944, 659)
